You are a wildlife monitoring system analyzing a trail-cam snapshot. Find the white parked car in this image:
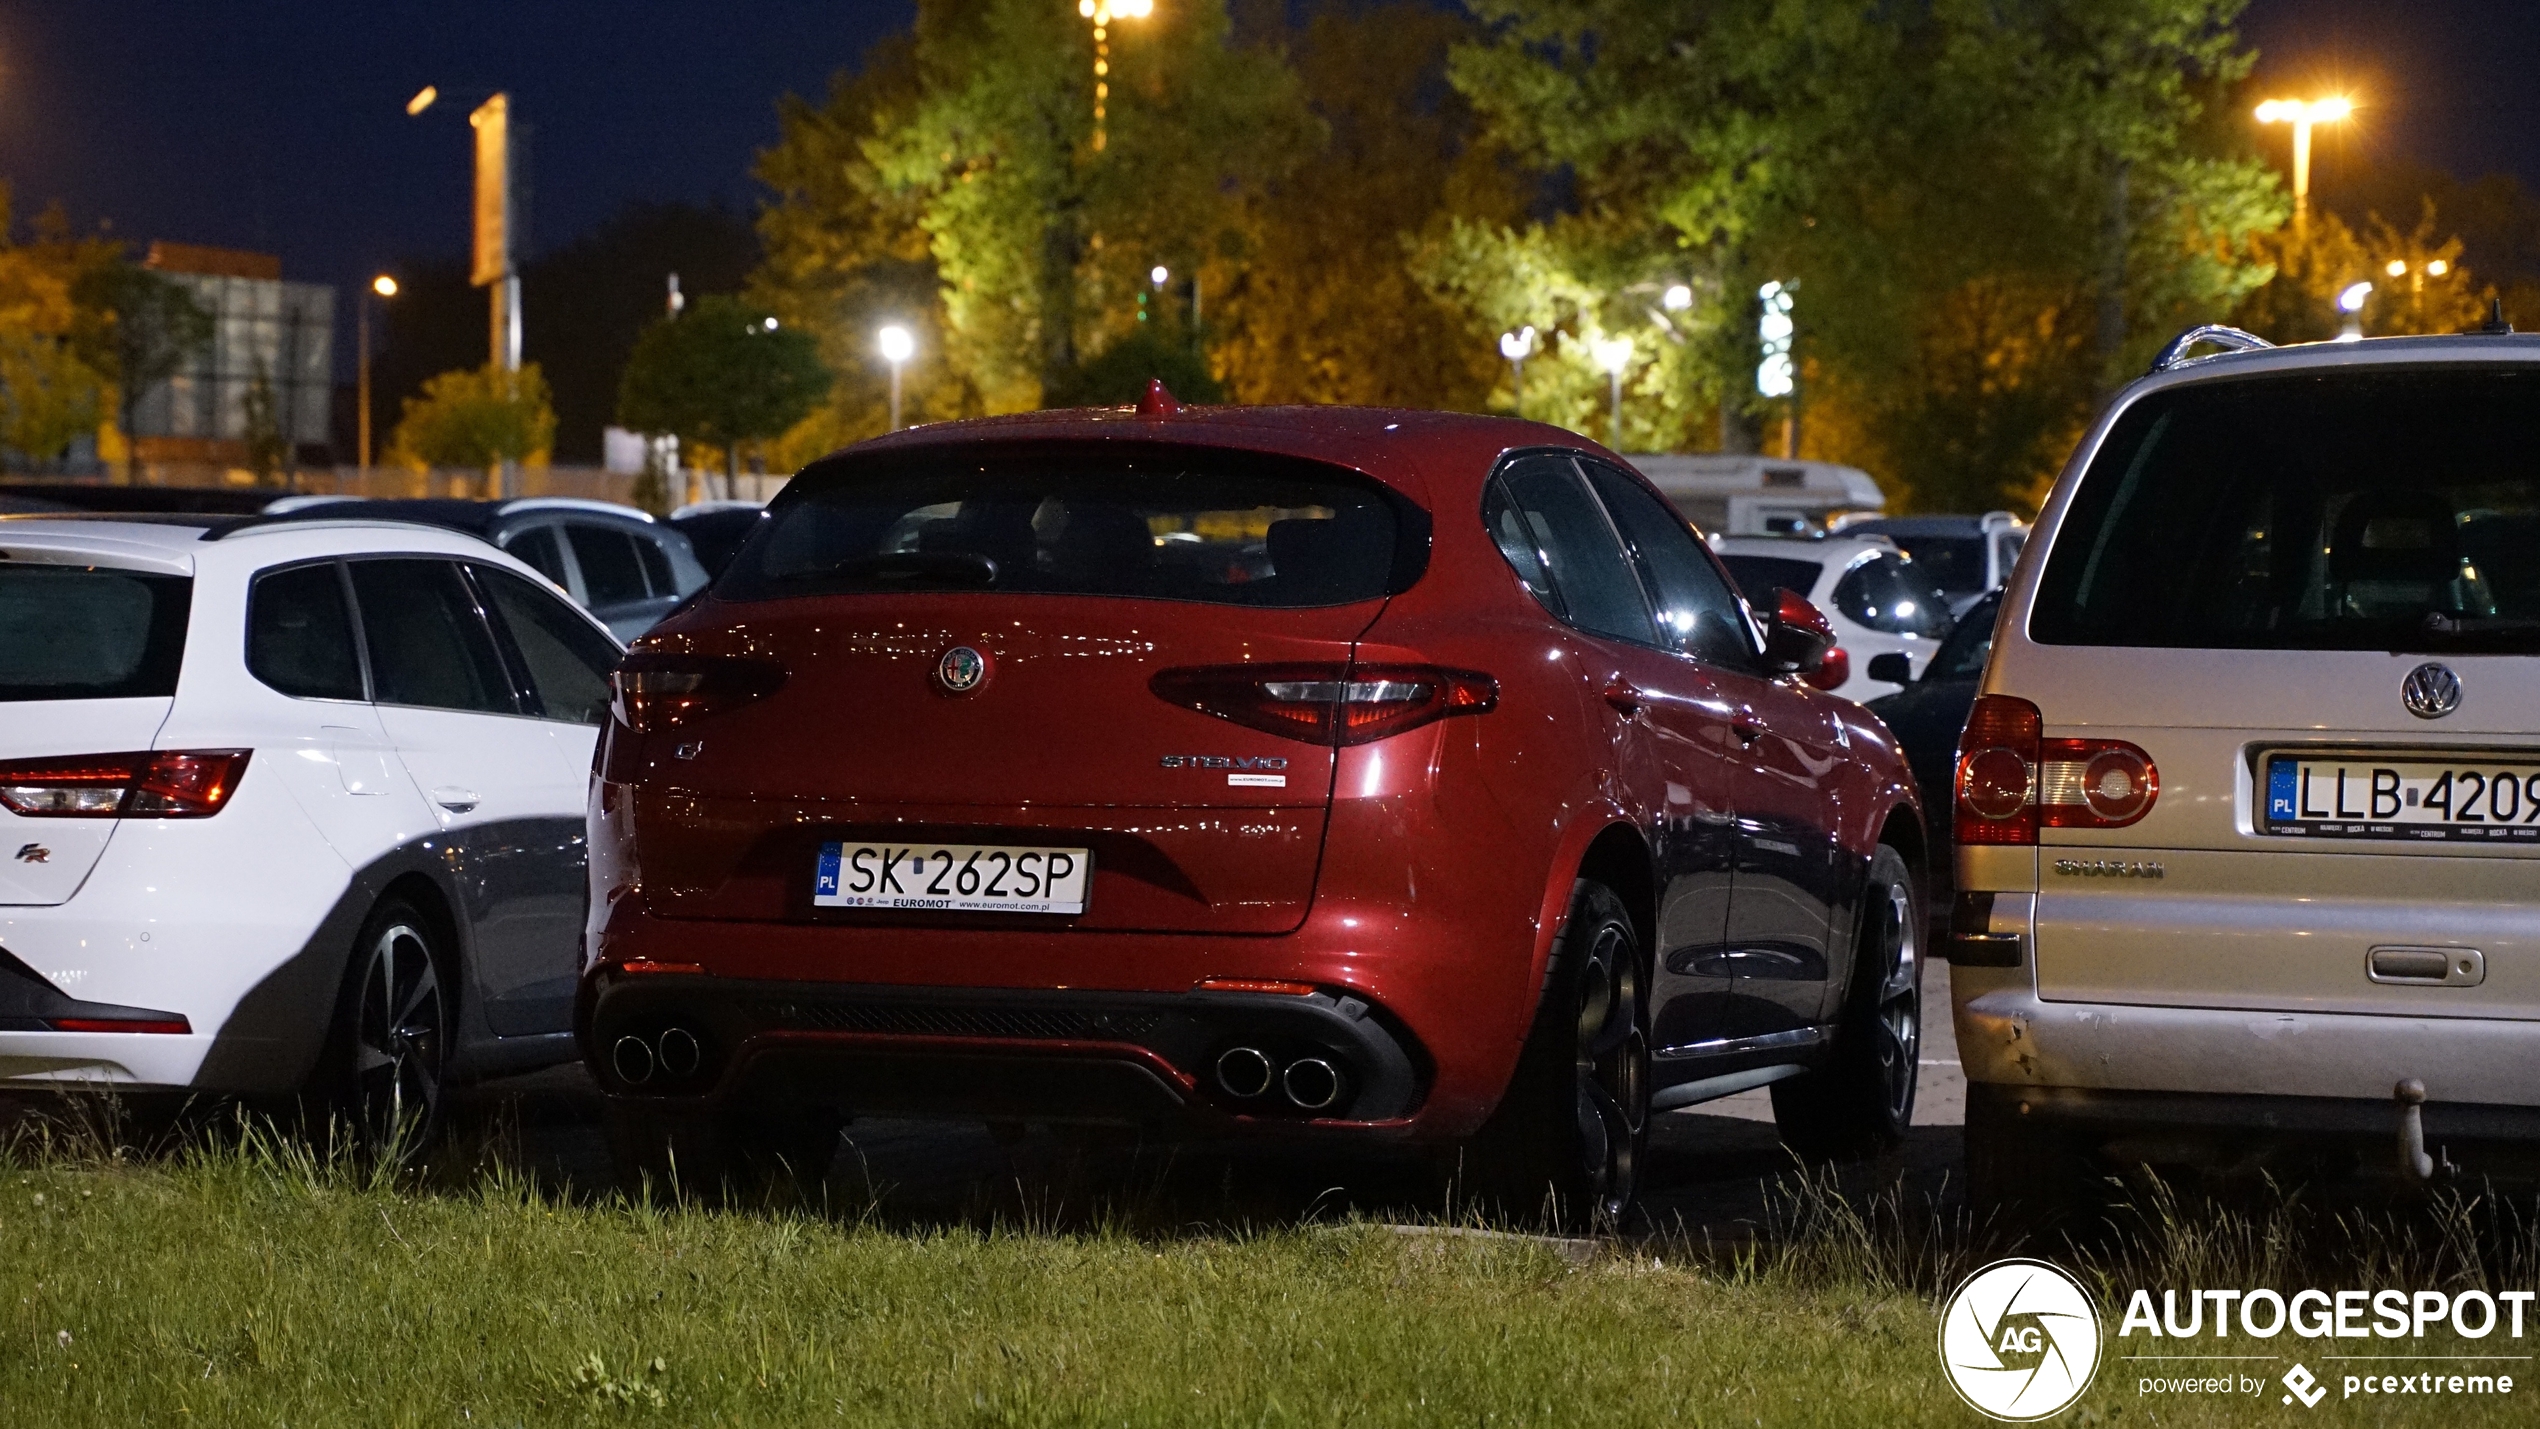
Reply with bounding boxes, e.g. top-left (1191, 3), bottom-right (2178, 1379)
top-left (0, 514), bottom-right (619, 1145)
top-left (1953, 325), bottom-right (2540, 1224)
top-left (1713, 535), bottom-right (1954, 700)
